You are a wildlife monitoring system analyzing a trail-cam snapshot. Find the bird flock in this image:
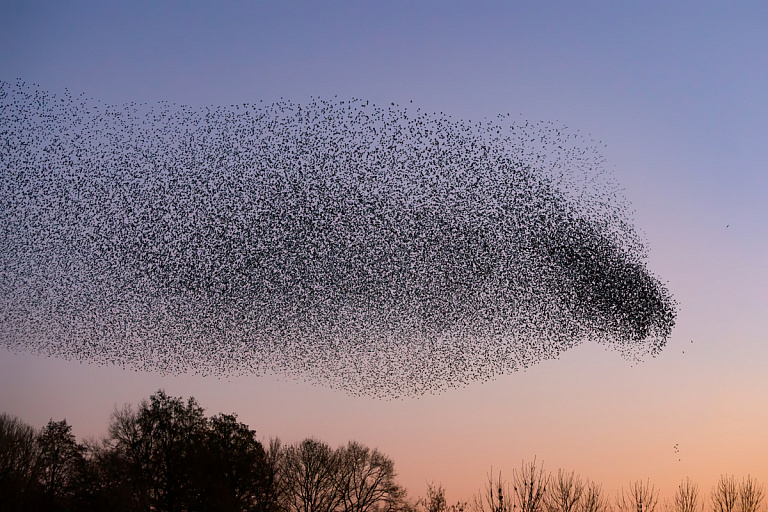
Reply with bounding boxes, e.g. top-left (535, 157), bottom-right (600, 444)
top-left (0, 80), bottom-right (676, 397)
